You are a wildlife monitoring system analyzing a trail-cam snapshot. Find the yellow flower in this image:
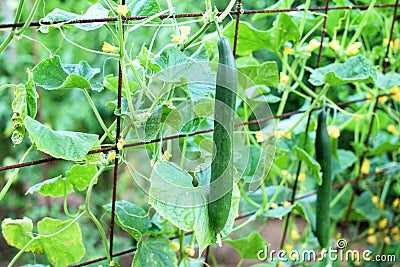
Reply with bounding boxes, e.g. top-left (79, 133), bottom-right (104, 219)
top-left (378, 95), bottom-right (388, 104)
top-left (327, 125), bottom-right (340, 139)
top-left (108, 152), bottom-right (116, 161)
top-left (391, 86), bottom-right (400, 101)
top-left (185, 245), bottom-right (195, 257)
top-left (347, 42), bottom-right (362, 55)
top-left (284, 244), bottom-right (293, 253)
top-left (329, 40), bottom-right (341, 51)
top-left (360, 159), bottom-right (370, 174)
top-left (394, 234), bottom-right (400, 241)
top-left (270, 203), bottom-right (278, 209)
top-left (378, 218), bottom-right (388, 229)
top-left (336, 232), bottom-right (342, 239)
top-left (171, 242), bottom-right (180, 250)
top-left (277, 262), bottom-right (283, 267)
top-left (387, 124), bottom-right (397, 135)
top-left (367, 235), bottom-right (377, 244)
top-left (256, 131), bottom-right (267, 142)
top-left (393, 198), bottom-right (399, 208)
top-left (150, 159), bottom-right (155, 168)
top-left (162, 150), bottom-right (172, 160)
top-left (109, 260), bottom-right (115, 267)
top-left (308, 39), bottom-right (320, 51)
top-left (298, 173), bottom-right (306, 182)
top-left (355, 115), bottom-right (363, 121)
top-left (367, 228), bottom-right (375, 235)
top-left (366, 92), bottom-right (372, 100)
top-left (283, 47), bottom-right (294, 55)
top-left (372, 195), bottom-right (379, 205)
top-left (354, 261), bottom-right (361, 266)
top-left (280, 72), bottom-right (289, 83)
top-left (275, 130), bottom-right (291, 140)
top-left (378, 202), bottom-right (384, 210)
top-left (291, 229), bottom-right (300, 240)
top-left (171, 34), bottom-right (184, 44)
top-left (282, 201), bottom-right (291, 207)
top-left (117, 138), bottom-right (125, 150)
top-left (102, 42), bottom-right (118, 53)
top-left (394, 38), bottom-right (399, 50)
top-left (384, 236), bottom-right (391, 244)
top-left (390, 226), bottom-right (399, 234)
top-left (117, 5), bottom-right (129, 16)
top-left (179, 26), bottom-right (191, 37)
